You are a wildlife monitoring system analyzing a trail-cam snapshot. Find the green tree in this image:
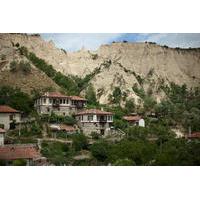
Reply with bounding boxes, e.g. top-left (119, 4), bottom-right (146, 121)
top-left (0, 86), bottom-right (34, 114)
top-left (112, 87), bottom-right (122, 104)
top-left (72, 134), bottom-right (88, 151)
top-left (125, 99), bottom-right (135, 113)
top-left (90, 141), bottom-right (111, 162)
top-left (85, 84), bottom-right (98, 105)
